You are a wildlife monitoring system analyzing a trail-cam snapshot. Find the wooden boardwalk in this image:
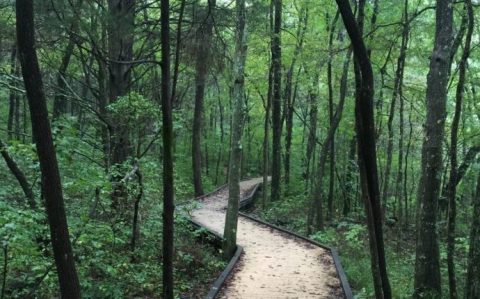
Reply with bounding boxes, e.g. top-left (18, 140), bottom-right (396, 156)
top-left (192, 178), bottom-right (345, 298)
